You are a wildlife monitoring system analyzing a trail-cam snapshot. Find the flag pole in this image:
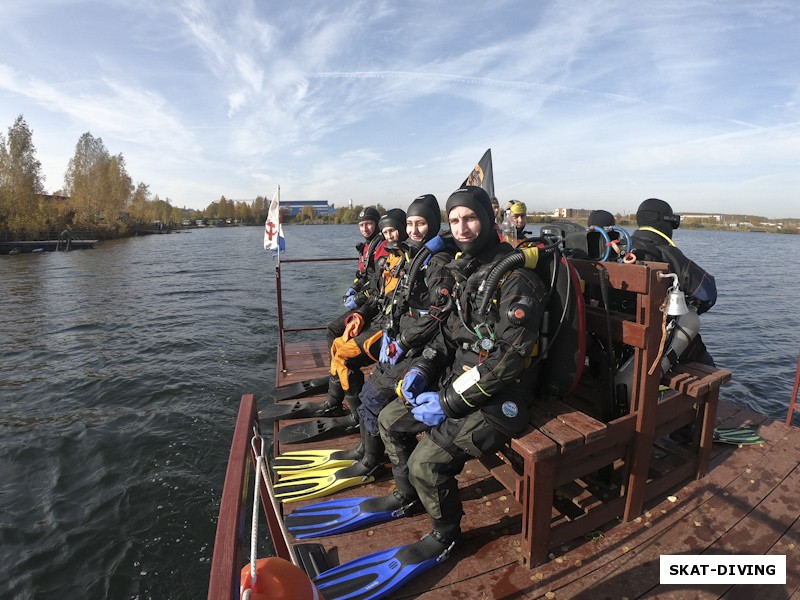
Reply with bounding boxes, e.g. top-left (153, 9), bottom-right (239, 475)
top-left (276, 185), bottom-right (281, 268)
top-left (274, 185), bottom-right (287, 371)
